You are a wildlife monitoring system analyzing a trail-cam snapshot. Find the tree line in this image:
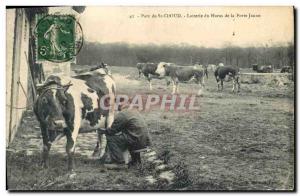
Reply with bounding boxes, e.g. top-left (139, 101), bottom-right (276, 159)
top-left (76, 42), bottom-right (294, 69)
